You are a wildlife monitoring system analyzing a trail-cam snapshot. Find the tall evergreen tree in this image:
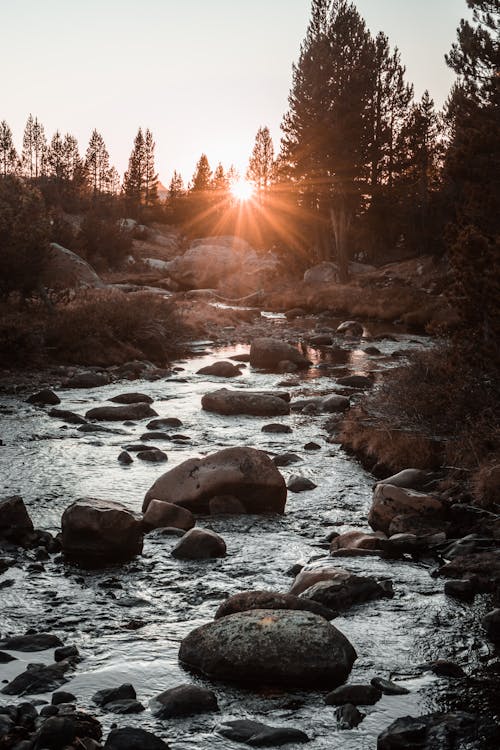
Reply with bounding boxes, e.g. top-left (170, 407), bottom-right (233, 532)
top-left (21, 114), bottom-right (47, 179)
top-left (46, 130), bottom-right (66, 183)
top-left (123, 127), bottom-right (144, 203)
top-left (168, 170), bottom-right (185, 199)
top-left (247, 126), bottom-right (275, 195)
top-left (190, 153), bottom-right (212, 192)
top-left (85, 129), bottom-right (111, 195)
top-left (212, 162), bottom-right (228, 193)
top-left (0, 121), bottom-right (18, 177)
top-left (143, 129), bottom-right (158, 206)
top-left (281, 0), bottom-right (376, 278)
